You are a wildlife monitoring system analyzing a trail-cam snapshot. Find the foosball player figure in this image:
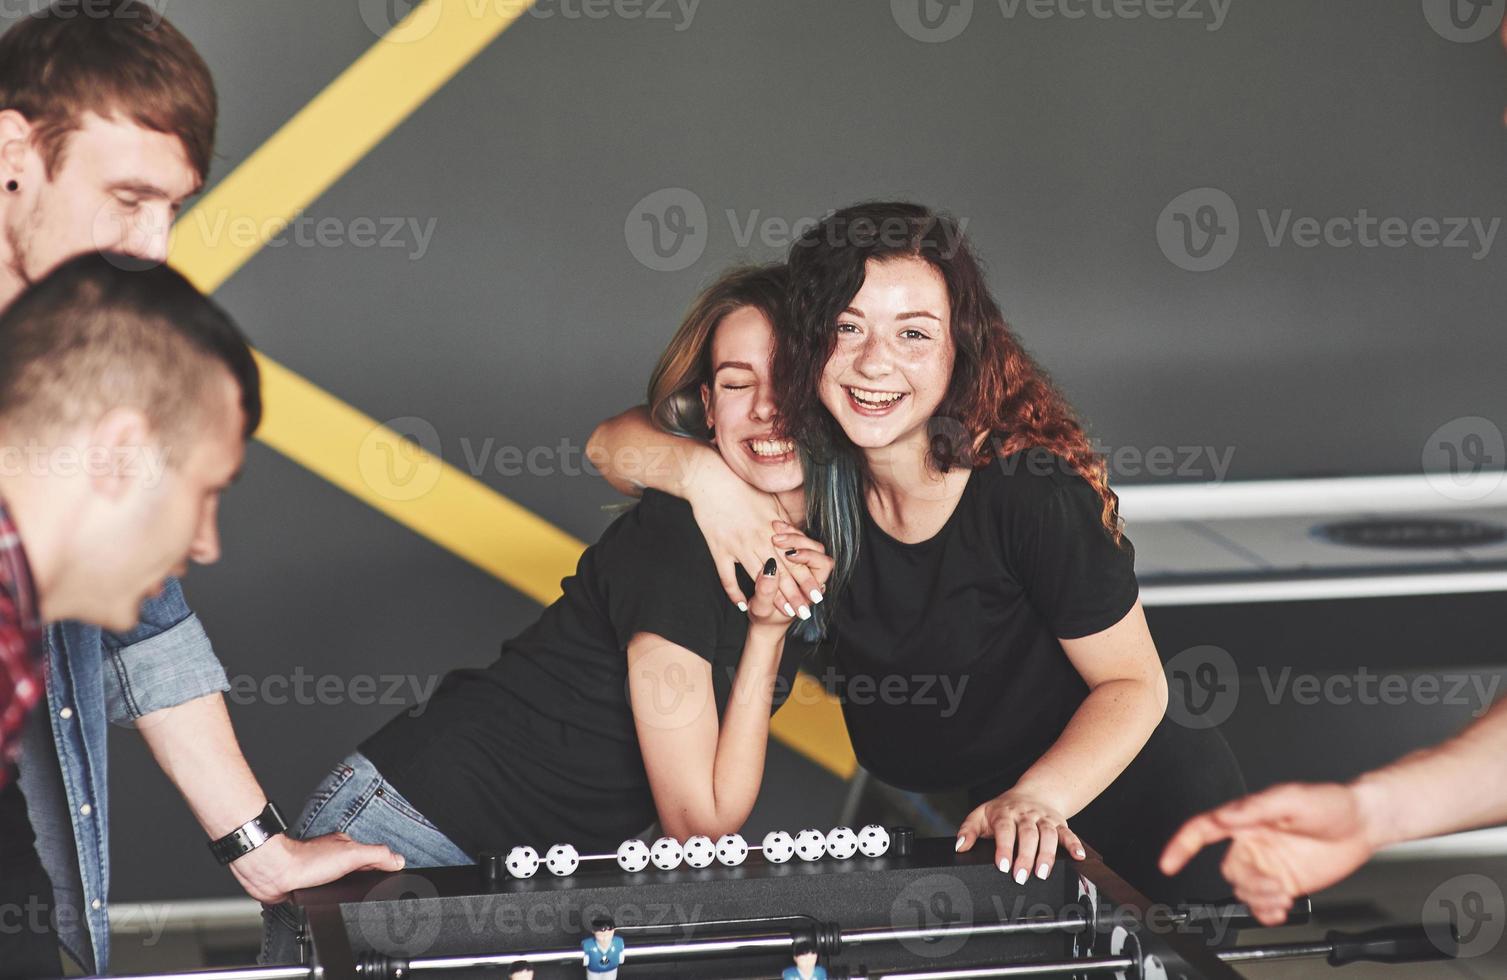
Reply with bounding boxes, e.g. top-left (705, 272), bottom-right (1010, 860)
top-left (508, 962), bottom-right (534, 980)
top-left (582, 915), bottom-right (627, 979)
top-left (783, 939), bottom-right (828, 980)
